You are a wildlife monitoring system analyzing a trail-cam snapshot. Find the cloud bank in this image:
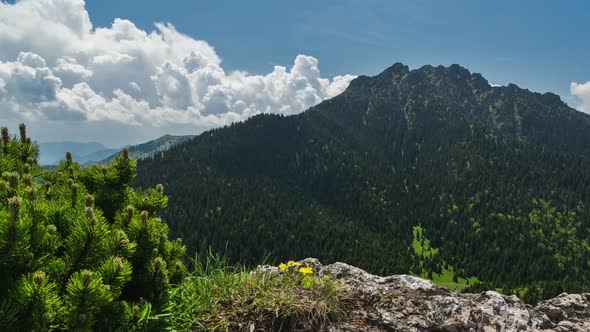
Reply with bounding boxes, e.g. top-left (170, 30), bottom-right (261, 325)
top-left (0, 0), bottom-right (356, 145)
top-left (571, 82), bottom-right (590, 114)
